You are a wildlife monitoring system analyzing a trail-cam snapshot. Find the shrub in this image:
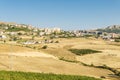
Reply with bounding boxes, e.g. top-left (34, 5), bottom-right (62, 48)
top-left (115, 39), bottom-right (120, 42)
top-left (55, 40), bottom-right (59, 43)
top-left (100, 76), bottom-right (106, 79)
top-left (42, 45), bottom-right (48, 49)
